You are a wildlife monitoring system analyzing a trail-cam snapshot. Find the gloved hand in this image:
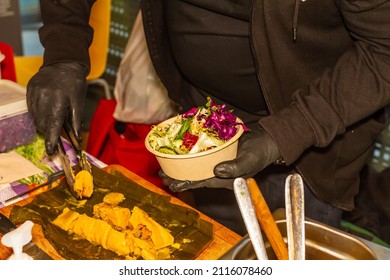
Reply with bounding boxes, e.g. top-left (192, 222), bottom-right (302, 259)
top-left (164, 126), bottom-right (283, 192)
top-left (26, 62), bottom-right (88, 155)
